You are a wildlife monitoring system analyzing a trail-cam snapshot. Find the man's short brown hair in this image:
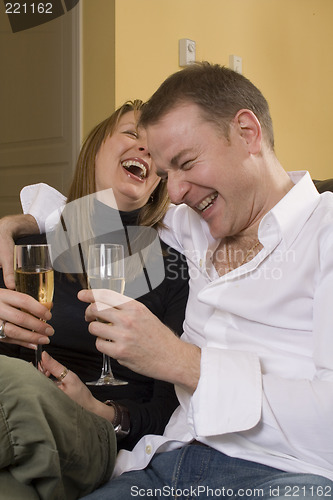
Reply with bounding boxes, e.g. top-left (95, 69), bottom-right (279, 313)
top-left (140, 62), bottom-right (274, 150)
